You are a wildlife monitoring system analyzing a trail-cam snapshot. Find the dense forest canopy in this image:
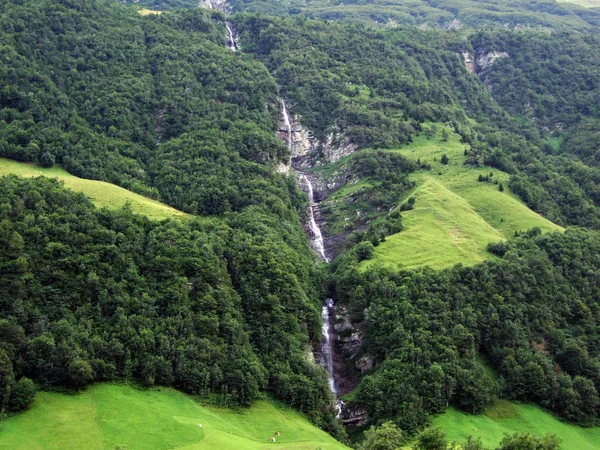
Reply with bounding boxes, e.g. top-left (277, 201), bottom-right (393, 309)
top-left (124, 0), bottom-right (600, 33)
top-left (333, 228), bottom-right (600, 430)
top-left (3, 0), bottom-right (600, 447)
top-left (0, 0), bottom-right (346, 436)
